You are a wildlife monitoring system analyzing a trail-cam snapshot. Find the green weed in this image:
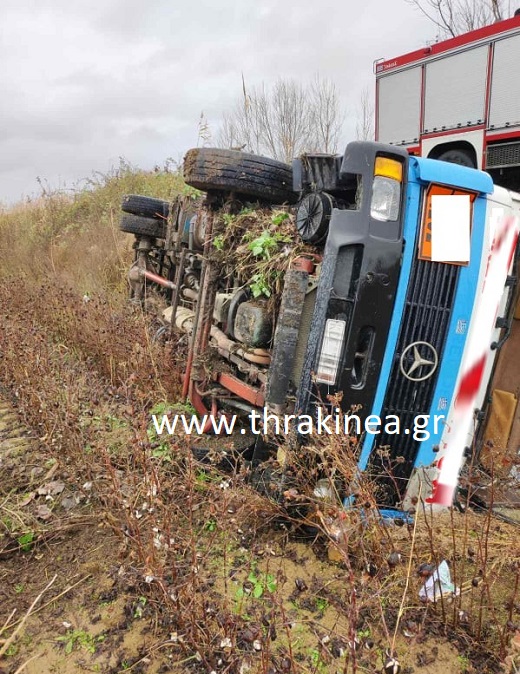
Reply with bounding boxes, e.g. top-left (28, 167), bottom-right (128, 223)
top-left (271, 211), bottom-right (290, 226)
top-left (235, 566), bottom-right (277, 600)
top-left (315, 597), bottom-right (329, 613)
top-left (247, 230), bottom-right (290, 259)
top-left (457, 654), bottom-right (471, 672)
top-left (213, 234), bottom-right (225, 250)
top-left (17, 531), bottom-right (35, 552)
top-left (309, 648), bottom-right (327, 672)
top-left (133, 596), bottom-right (147, 619)
top-left (205, 518), bottom-right (217, 532)
top-left (56, 629), bottom-right (104, 655)
top-left (250, 273), bottom-right (271, 298)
